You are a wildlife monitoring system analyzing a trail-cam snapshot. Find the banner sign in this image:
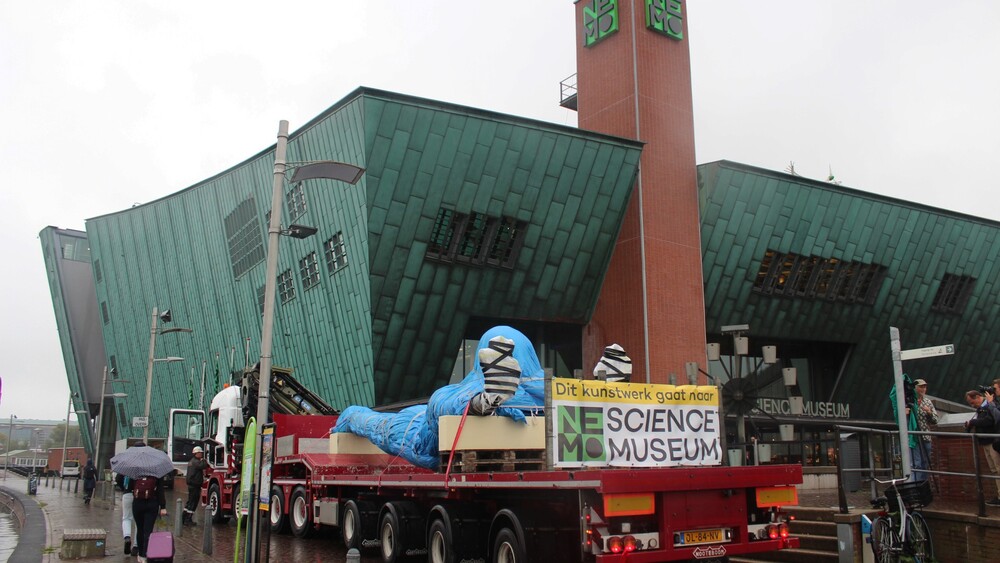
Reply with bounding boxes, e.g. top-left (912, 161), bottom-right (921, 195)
top-left (258, 424), bottom-right (275, 512)
top-left (551, 380), bottom-right (721, 468)
top-left (239, 417), bottom-right (256, 517)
